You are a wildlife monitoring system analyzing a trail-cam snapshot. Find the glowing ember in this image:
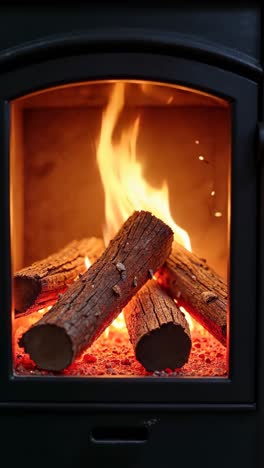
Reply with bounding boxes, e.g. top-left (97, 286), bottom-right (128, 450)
top-left (14, 305), bottom-right (52, 356)
top-left (14, 313), bottom-right (226, 377)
